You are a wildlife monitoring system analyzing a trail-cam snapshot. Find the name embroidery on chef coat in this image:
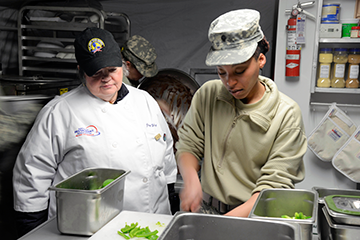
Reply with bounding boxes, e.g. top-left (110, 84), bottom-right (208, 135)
top-left (74, 125), bottom-right (101, 137)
